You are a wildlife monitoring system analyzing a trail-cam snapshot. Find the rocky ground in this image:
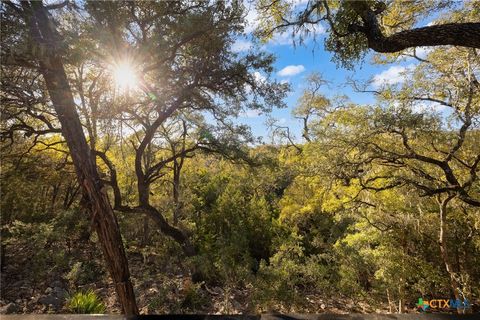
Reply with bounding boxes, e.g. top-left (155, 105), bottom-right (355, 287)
top-left (0, 248), bottom-right (467, 315)
top-left (0, 261), bottom-right (380, 315)
top-left (0, 268), bottom-right (408, 316)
